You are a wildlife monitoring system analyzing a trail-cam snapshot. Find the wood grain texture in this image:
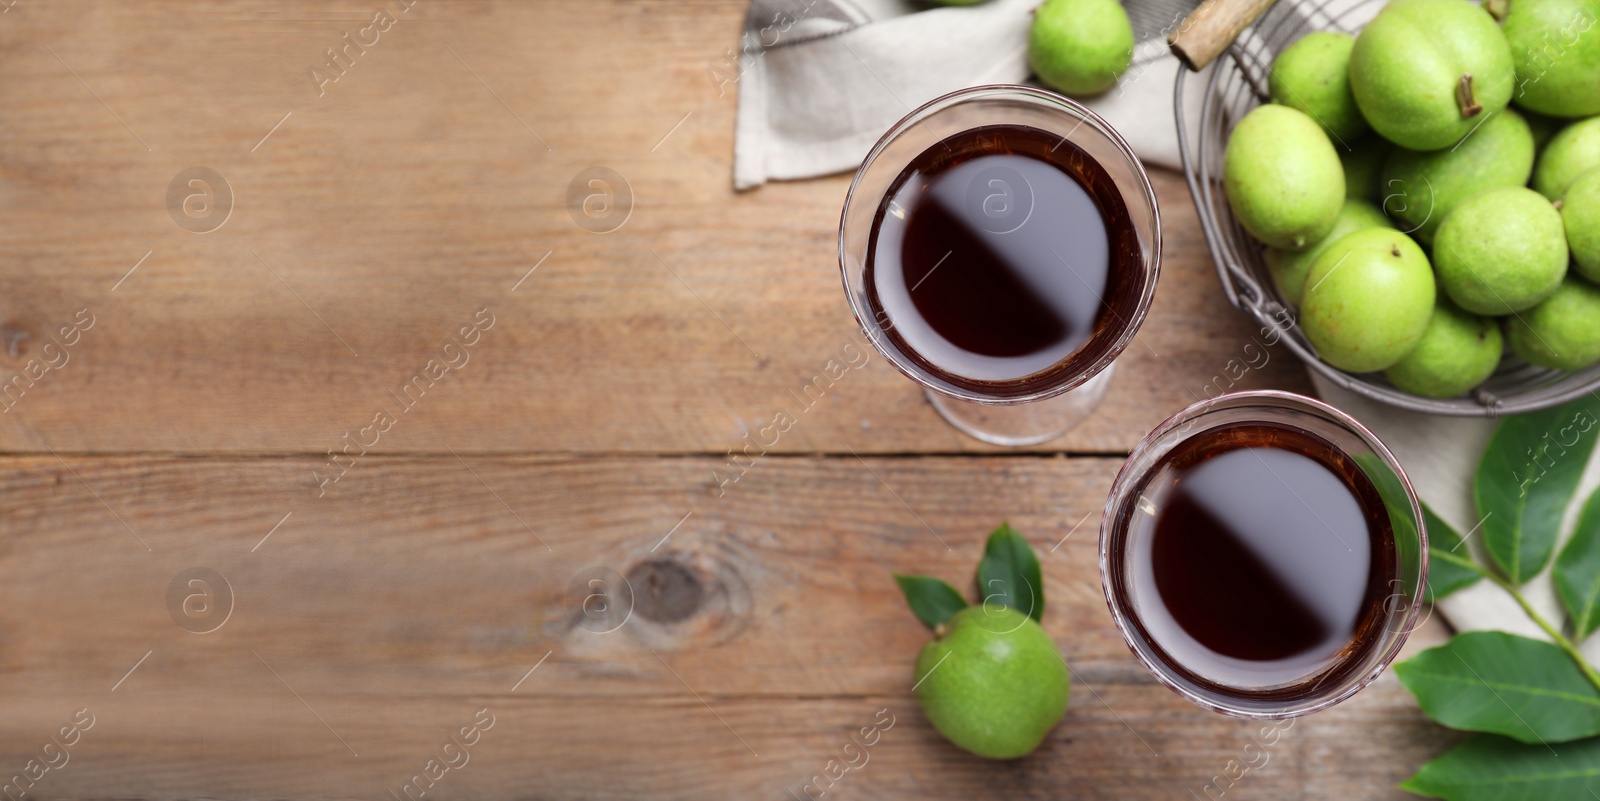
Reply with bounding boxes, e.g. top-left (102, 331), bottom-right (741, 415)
top-left (0, 2), bottom-right (1441, 799)
top-left (0, 455), bottom-right (1452, 800)
top-left (0, 0), bottom-right (1309, 456)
